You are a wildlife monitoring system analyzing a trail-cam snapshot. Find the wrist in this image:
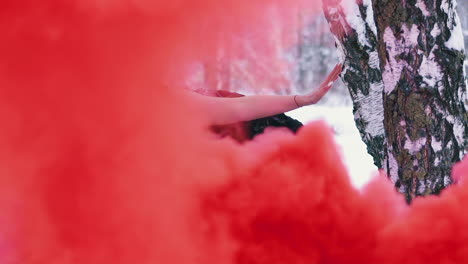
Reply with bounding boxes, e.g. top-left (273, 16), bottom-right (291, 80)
top-left (293, 95), bottom-right (301, 108)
